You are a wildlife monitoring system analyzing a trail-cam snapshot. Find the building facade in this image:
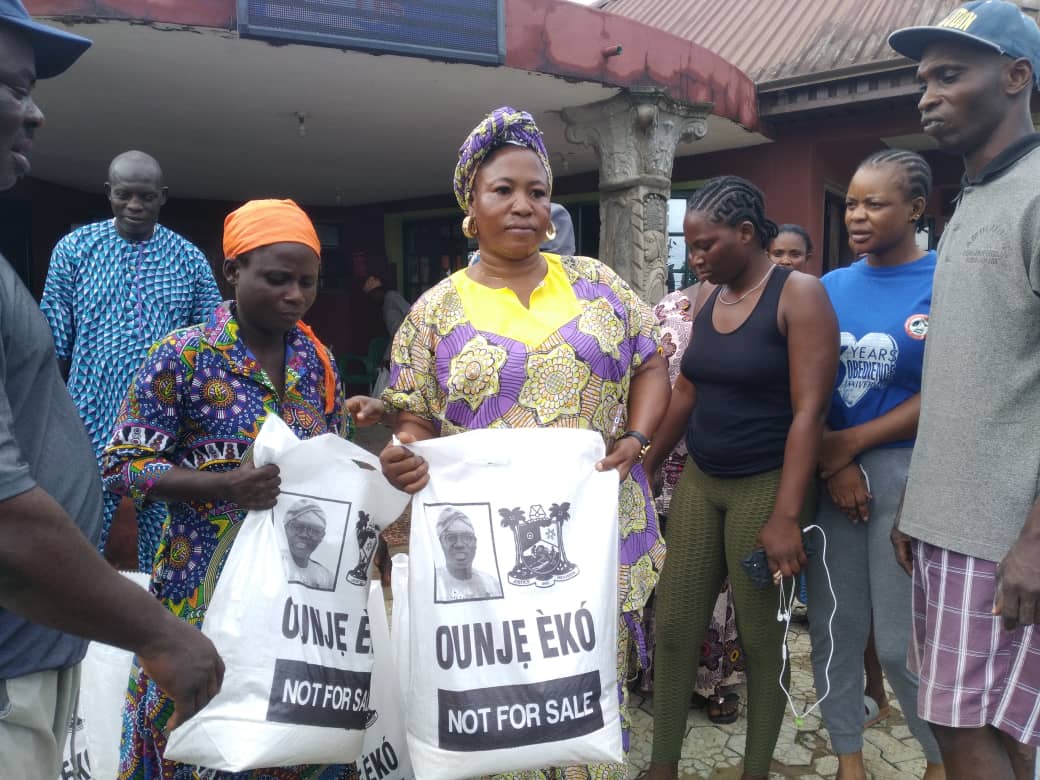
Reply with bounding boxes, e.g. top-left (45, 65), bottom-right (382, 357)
top-left (13, 0), bottom-right (764, 377)
top-left (14, 0), bottom-right (1037, 382)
